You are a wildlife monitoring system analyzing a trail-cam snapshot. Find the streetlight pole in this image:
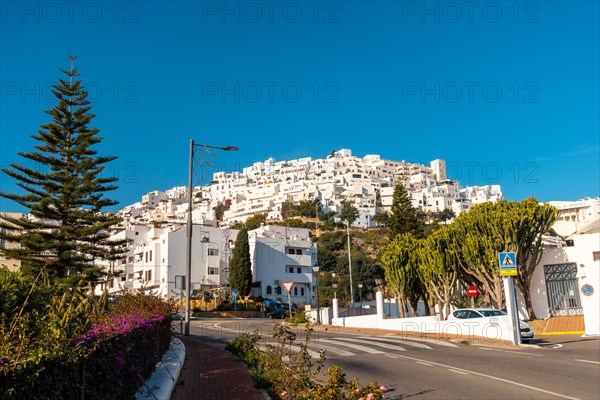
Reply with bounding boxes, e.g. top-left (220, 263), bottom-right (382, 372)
top-left (313, 263), bottom-right (320, 325)
top-left (184, 139), bottom-right (238, 336)
top-left (346, 221), bottom-right (354, 315)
